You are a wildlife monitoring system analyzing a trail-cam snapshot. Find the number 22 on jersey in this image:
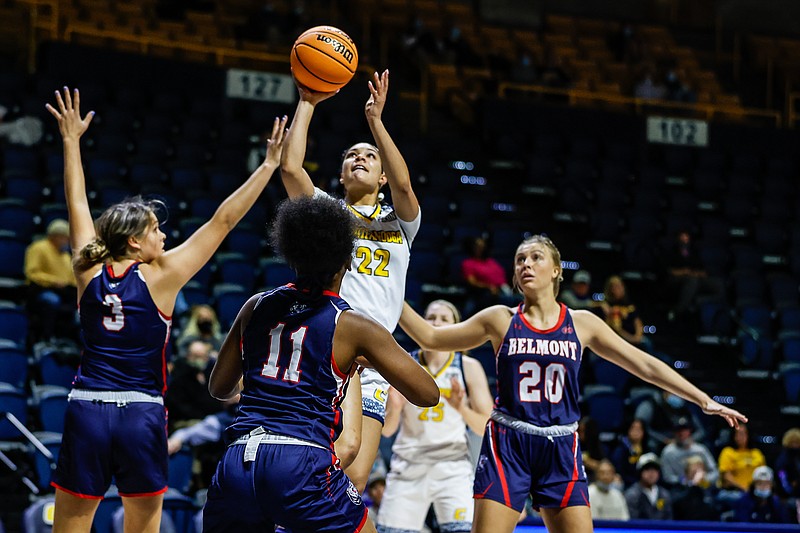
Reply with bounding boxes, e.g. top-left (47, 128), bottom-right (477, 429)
top-left (261, 323), bottom-right (306, 383)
